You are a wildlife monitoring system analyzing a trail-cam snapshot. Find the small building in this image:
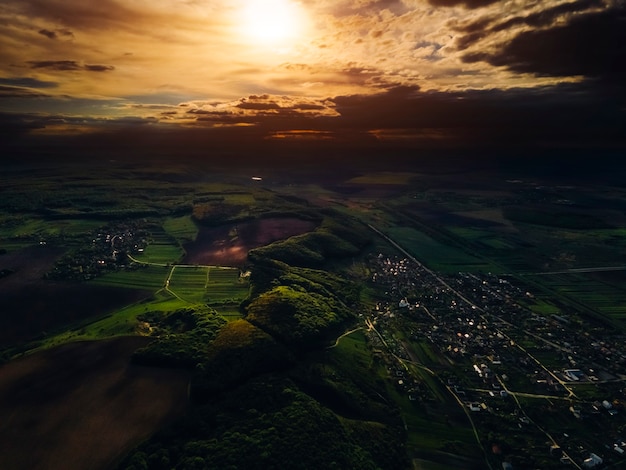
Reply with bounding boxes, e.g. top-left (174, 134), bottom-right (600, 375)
top-left (583, 453), bottom-right (603, 468)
